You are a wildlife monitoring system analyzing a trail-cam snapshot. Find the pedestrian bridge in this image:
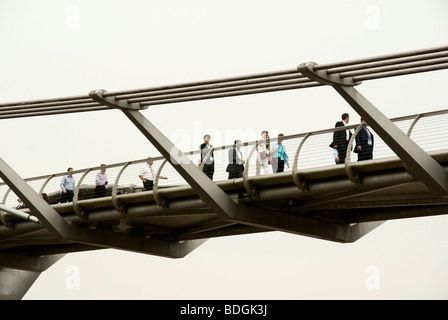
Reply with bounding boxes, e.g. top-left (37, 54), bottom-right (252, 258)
top-left (1, 106), bottom-right (448, 252)
top-left (1, 45), bottom-right (448, 299)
